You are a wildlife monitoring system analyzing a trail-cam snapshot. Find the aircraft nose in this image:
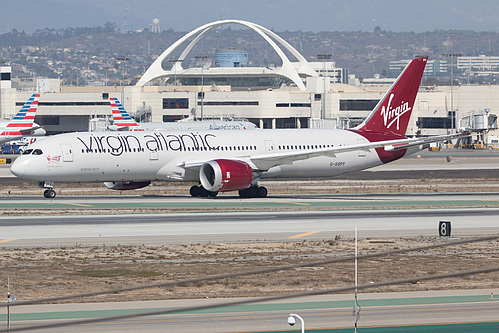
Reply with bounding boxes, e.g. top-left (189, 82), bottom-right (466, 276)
top-left (10, 159), bottom-right (25, 178)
